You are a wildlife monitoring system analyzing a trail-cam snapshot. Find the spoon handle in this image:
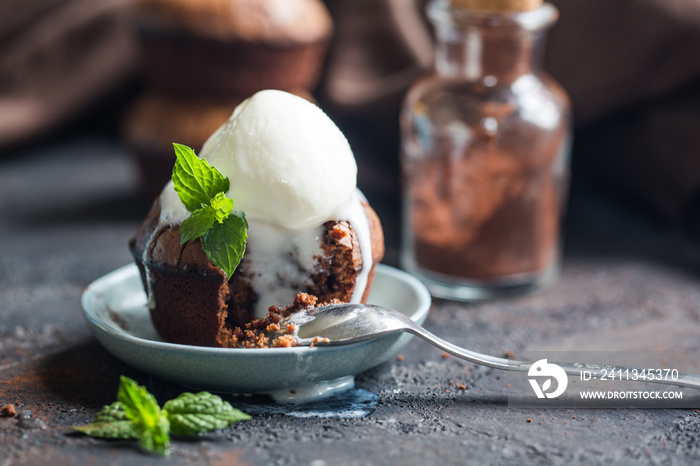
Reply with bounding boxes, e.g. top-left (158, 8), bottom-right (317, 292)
top-left (405, 325), bottom-right (517, 370)
top-left (407, 326), bottom-right (700, 390)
